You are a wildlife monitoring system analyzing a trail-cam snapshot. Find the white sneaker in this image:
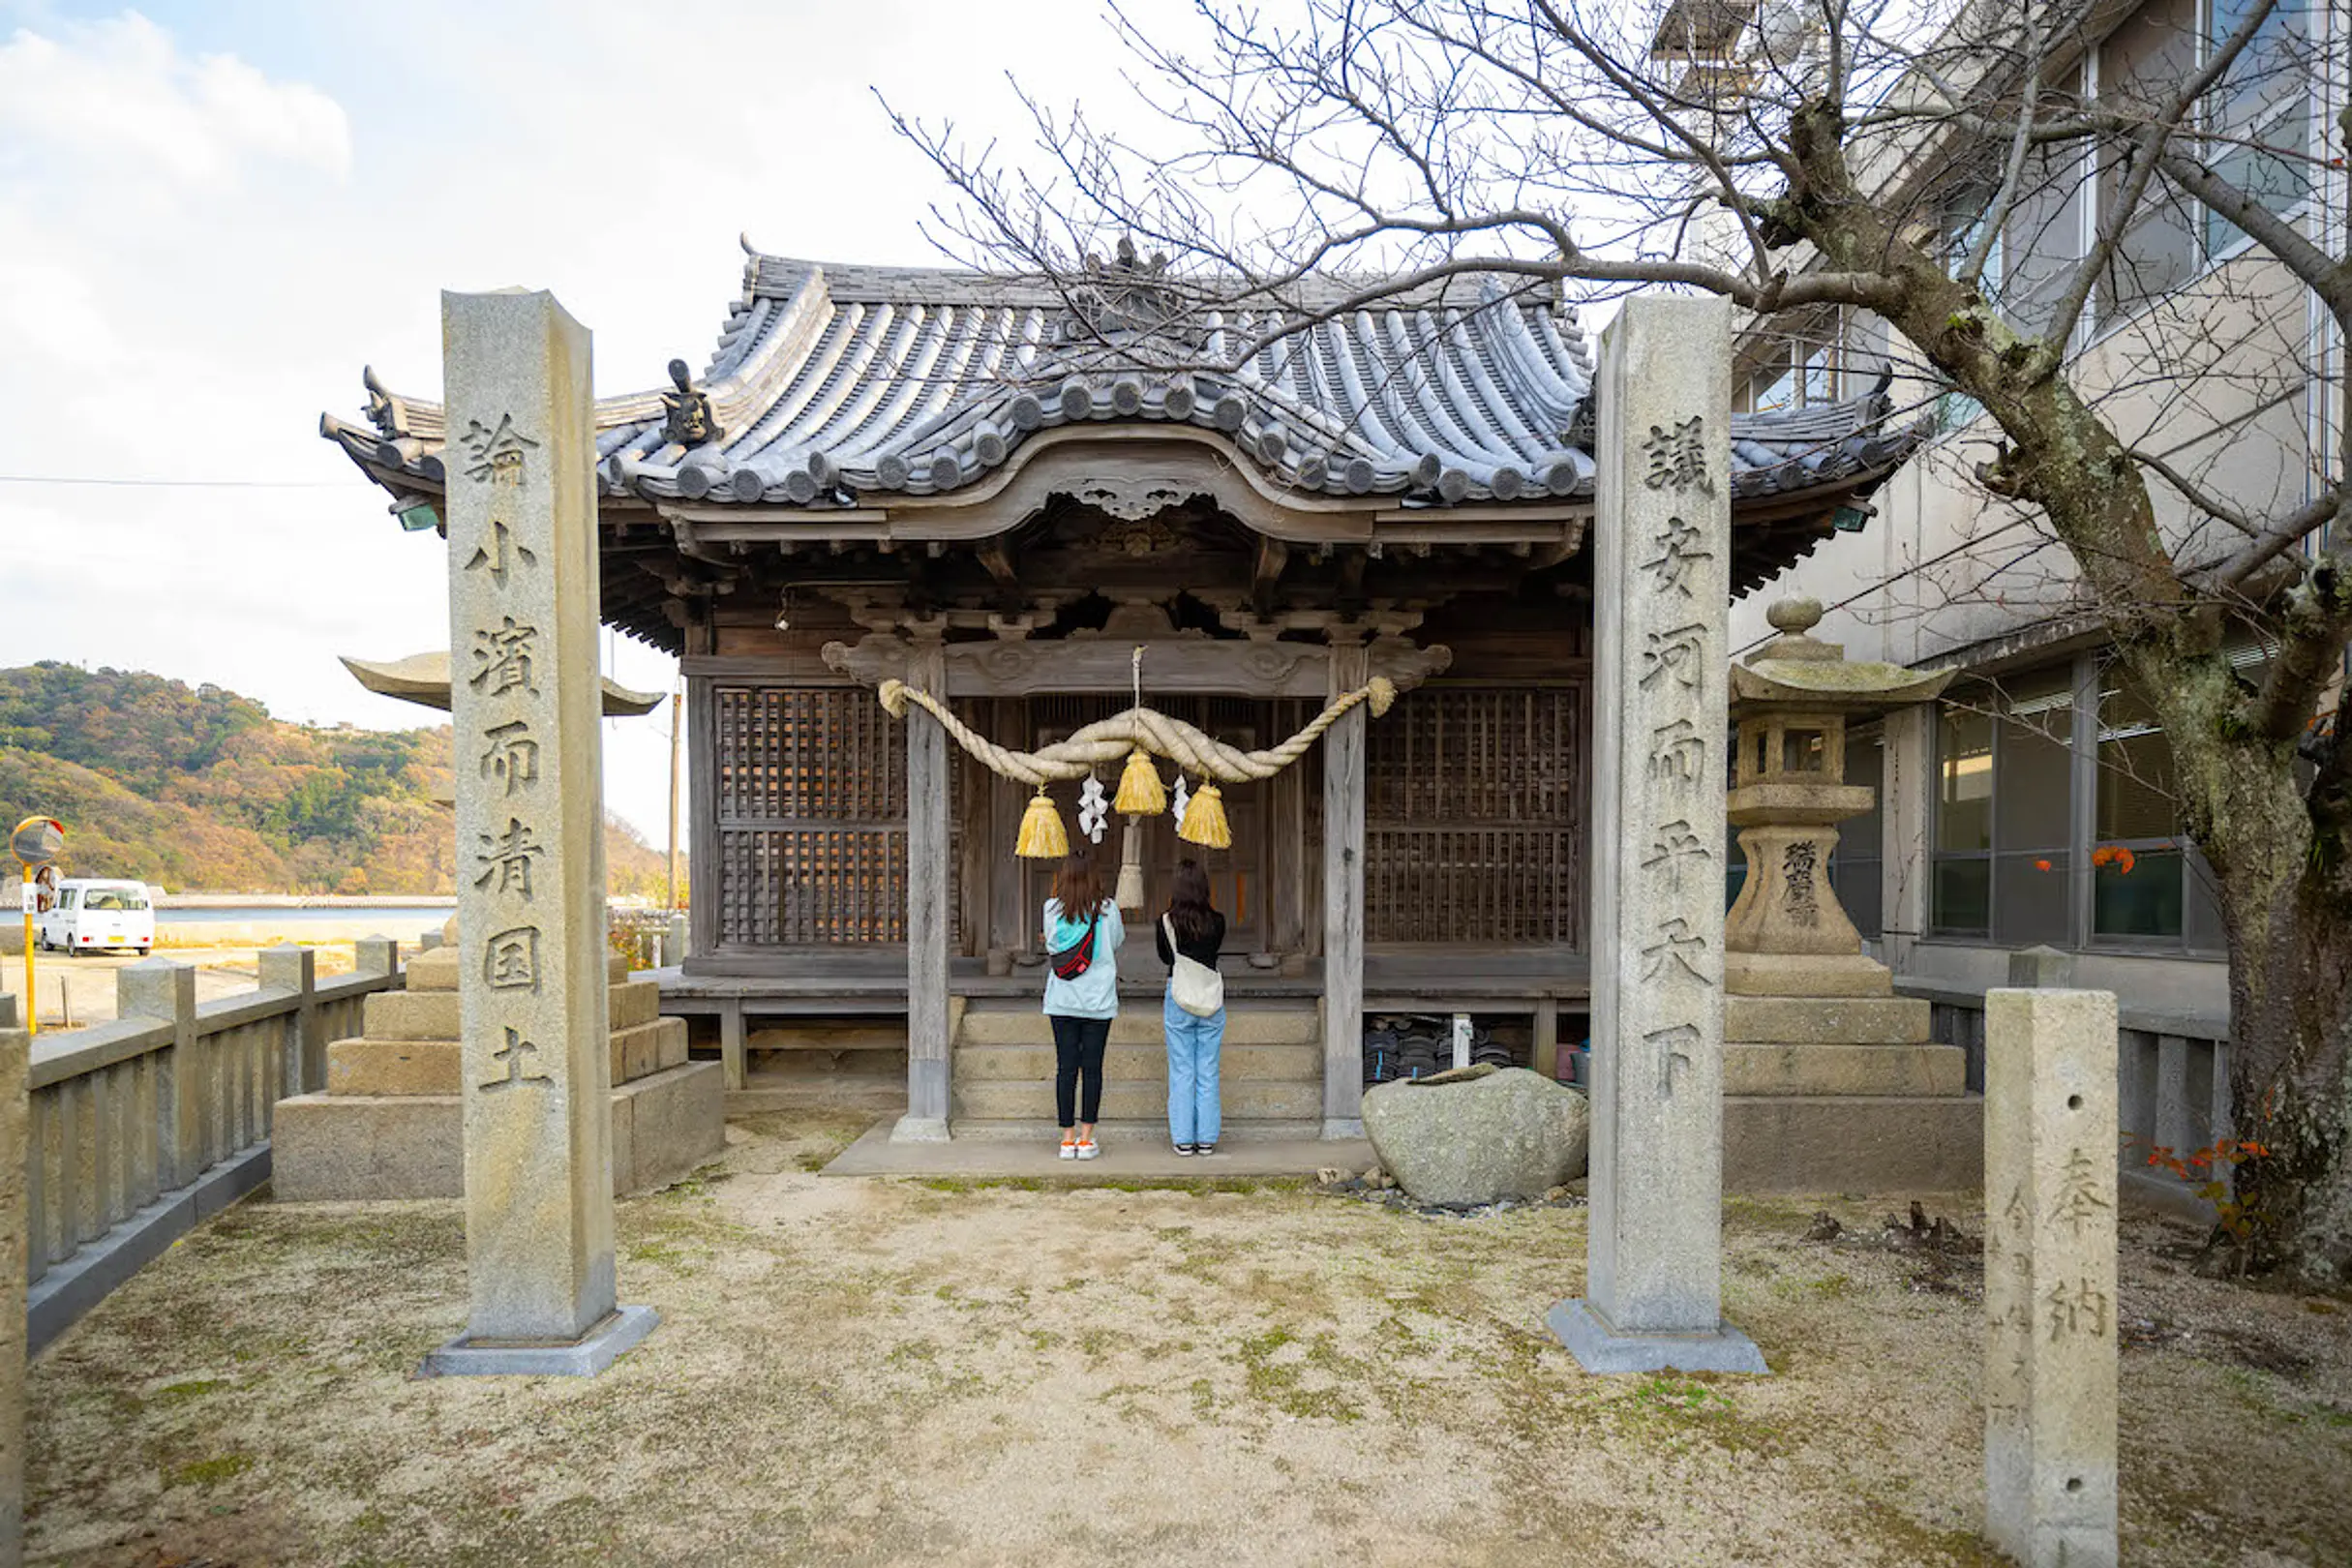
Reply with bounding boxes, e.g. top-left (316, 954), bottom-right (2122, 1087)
top-left (1059, 1134), bottom-right (1078, 1160)
top-left (1074, 1137), bottom-right (1101, 1161)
